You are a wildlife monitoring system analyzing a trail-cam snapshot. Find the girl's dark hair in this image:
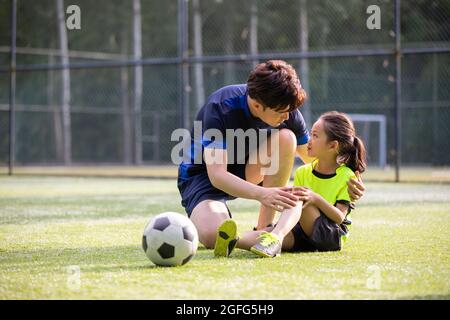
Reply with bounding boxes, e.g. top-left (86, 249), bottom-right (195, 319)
top-left (247, 60), bottom-right (307, 112)
top-left (320, 111), bottom-right (367, 173)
